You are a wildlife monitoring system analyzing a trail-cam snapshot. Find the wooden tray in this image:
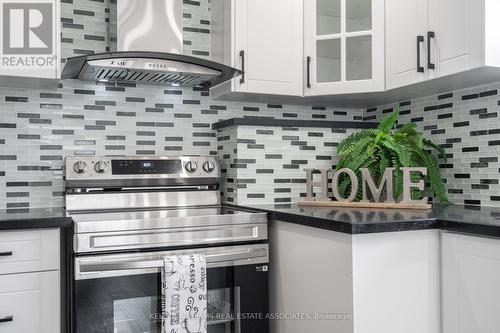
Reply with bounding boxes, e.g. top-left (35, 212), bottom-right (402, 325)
top-left (298, 200), bottom-right (432, 210)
